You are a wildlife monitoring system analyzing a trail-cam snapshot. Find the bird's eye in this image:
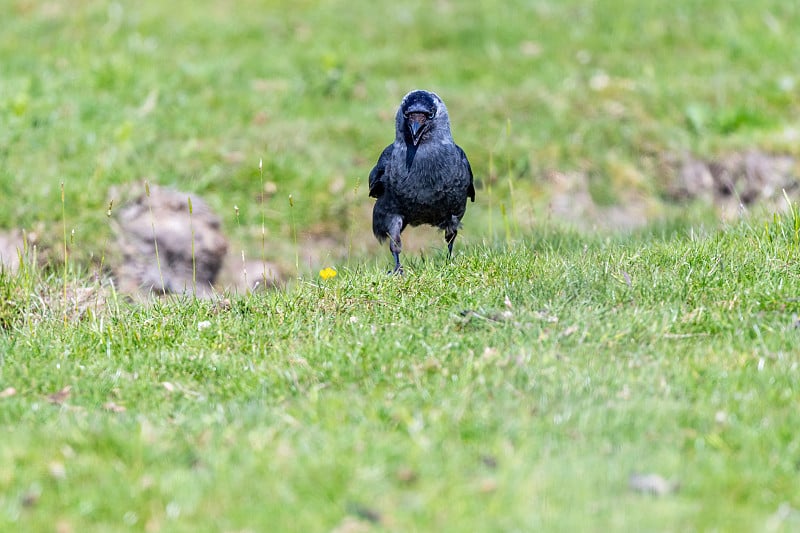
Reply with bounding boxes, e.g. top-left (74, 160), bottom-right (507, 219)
top-left (428, 111), bottom-right (436, 119)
